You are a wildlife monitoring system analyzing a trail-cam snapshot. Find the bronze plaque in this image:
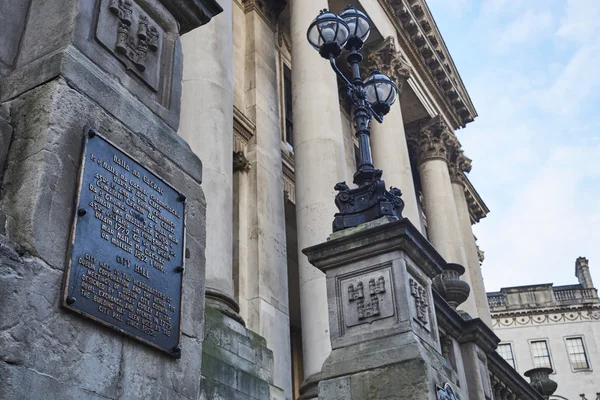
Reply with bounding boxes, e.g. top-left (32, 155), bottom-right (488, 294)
top-left (63, 127), bottom-right (186, 357)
